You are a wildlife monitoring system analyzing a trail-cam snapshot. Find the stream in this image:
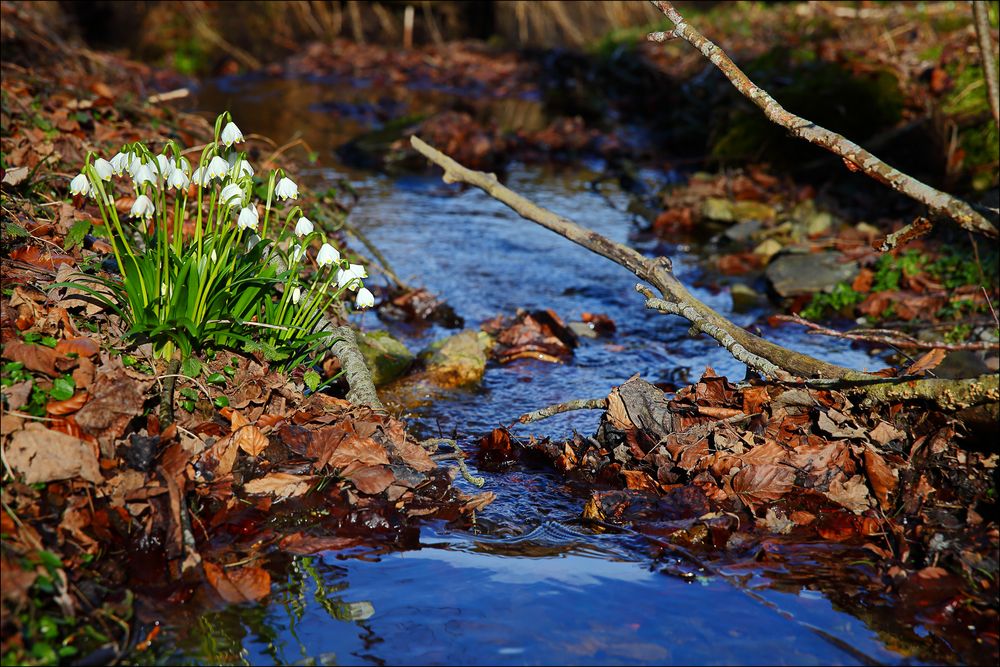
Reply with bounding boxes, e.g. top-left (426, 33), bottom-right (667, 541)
top-left (169, 76), bottom-right (920, 666)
